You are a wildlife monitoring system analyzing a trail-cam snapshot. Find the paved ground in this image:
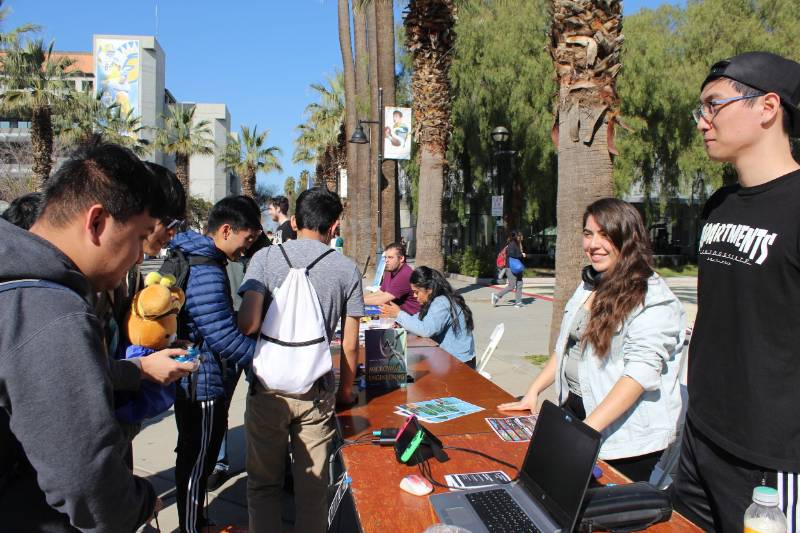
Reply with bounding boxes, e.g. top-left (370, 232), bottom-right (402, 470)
top-left (134, 275), bottom-right (697, 531)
